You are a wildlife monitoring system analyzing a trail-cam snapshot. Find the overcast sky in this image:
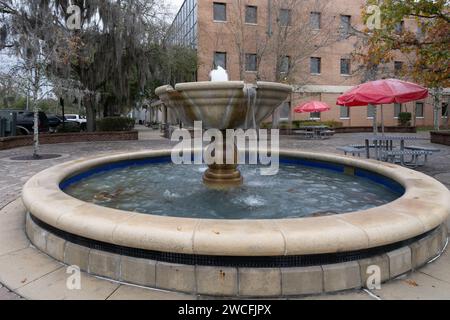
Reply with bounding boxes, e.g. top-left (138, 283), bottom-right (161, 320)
top-left (167, 0), bottom-right (185, 15)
